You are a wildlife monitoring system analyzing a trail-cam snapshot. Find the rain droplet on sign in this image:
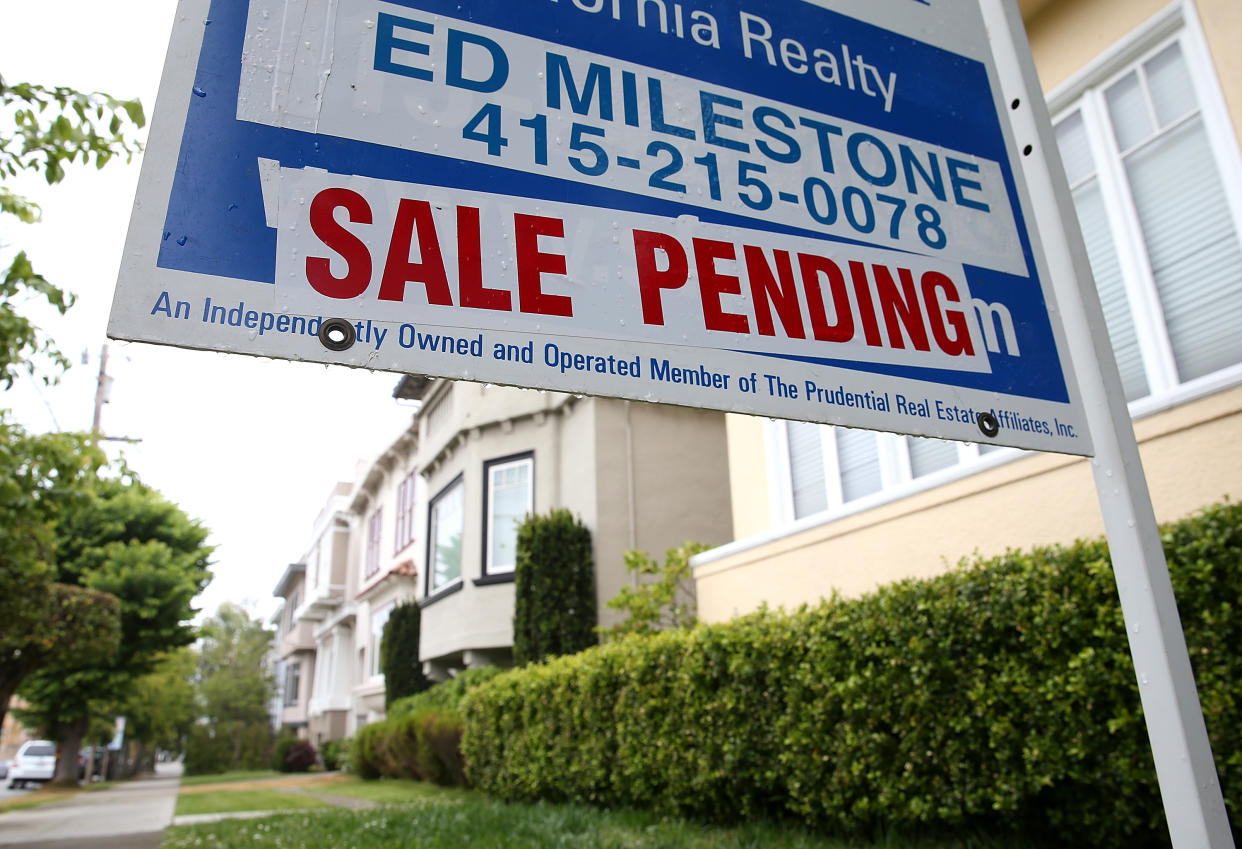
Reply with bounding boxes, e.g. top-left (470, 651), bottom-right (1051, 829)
top-left (193, 86), bottom-right (207, 98)
top-left (176, 235), bottom-right (188, 246)
top-left (363, 18), bottom-right (375, 28)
